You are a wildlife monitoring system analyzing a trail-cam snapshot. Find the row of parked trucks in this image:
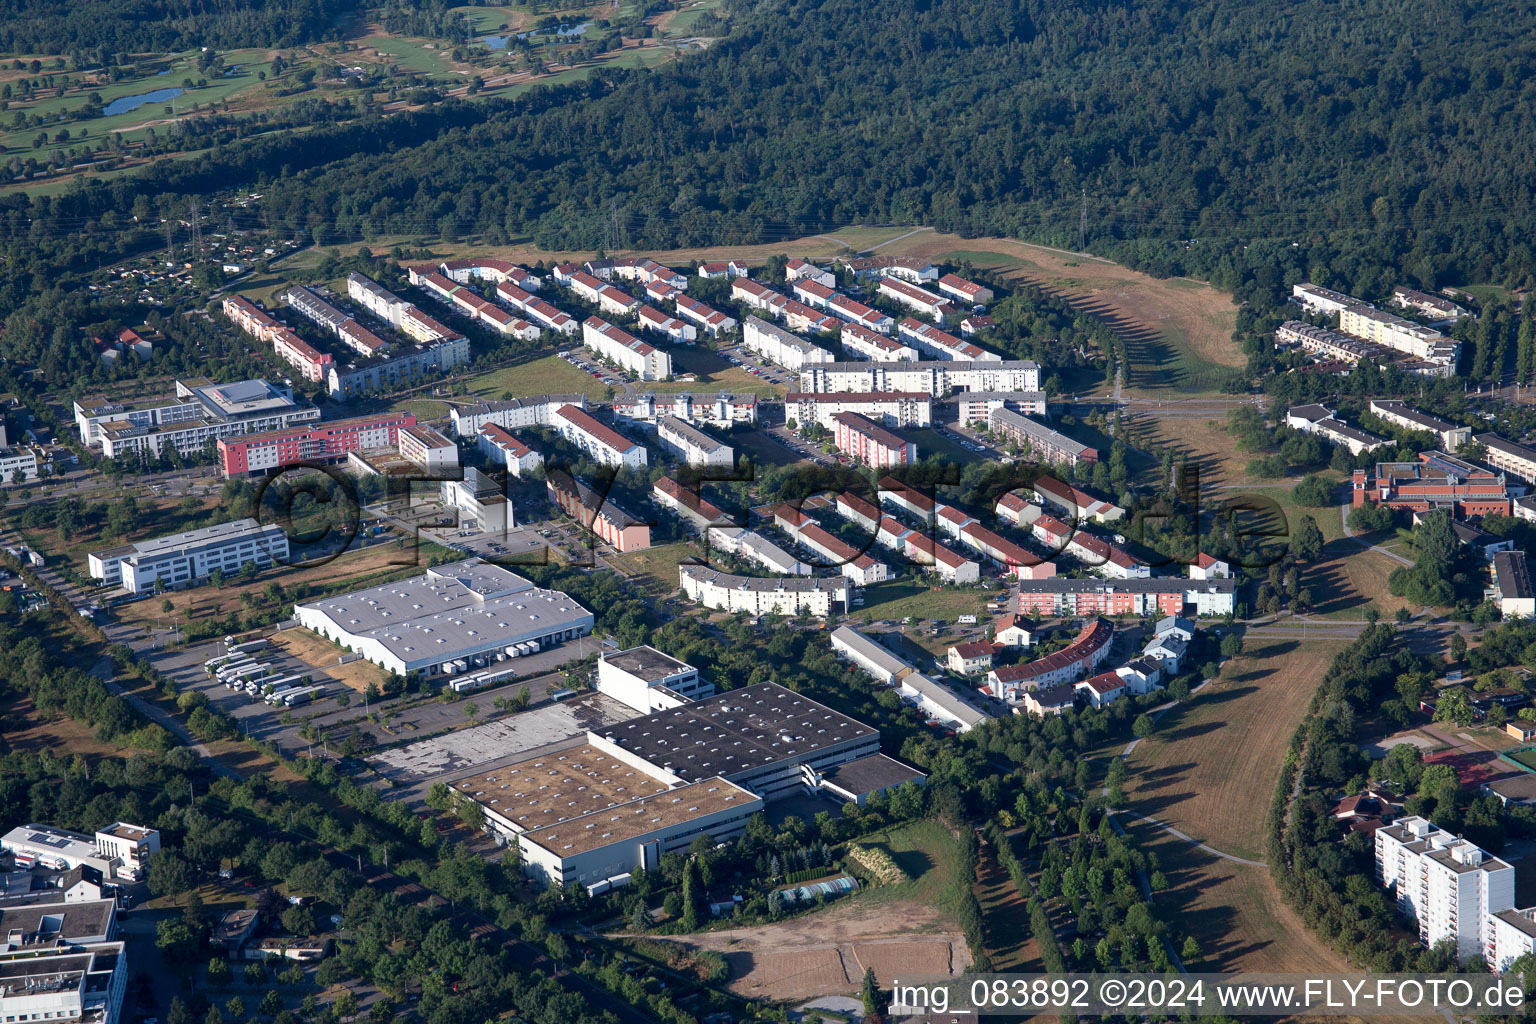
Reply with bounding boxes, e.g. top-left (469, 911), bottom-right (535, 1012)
top-left (204, 637), bottom-right (326, 706)
top-left (445, 641), bottom-right (543, 693)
